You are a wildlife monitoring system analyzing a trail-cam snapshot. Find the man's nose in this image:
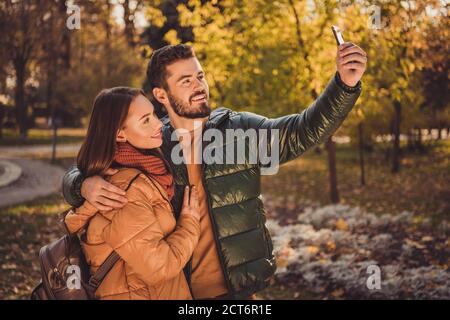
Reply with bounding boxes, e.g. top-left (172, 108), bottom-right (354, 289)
top-left (192, 78), bottom-right (204, 91)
